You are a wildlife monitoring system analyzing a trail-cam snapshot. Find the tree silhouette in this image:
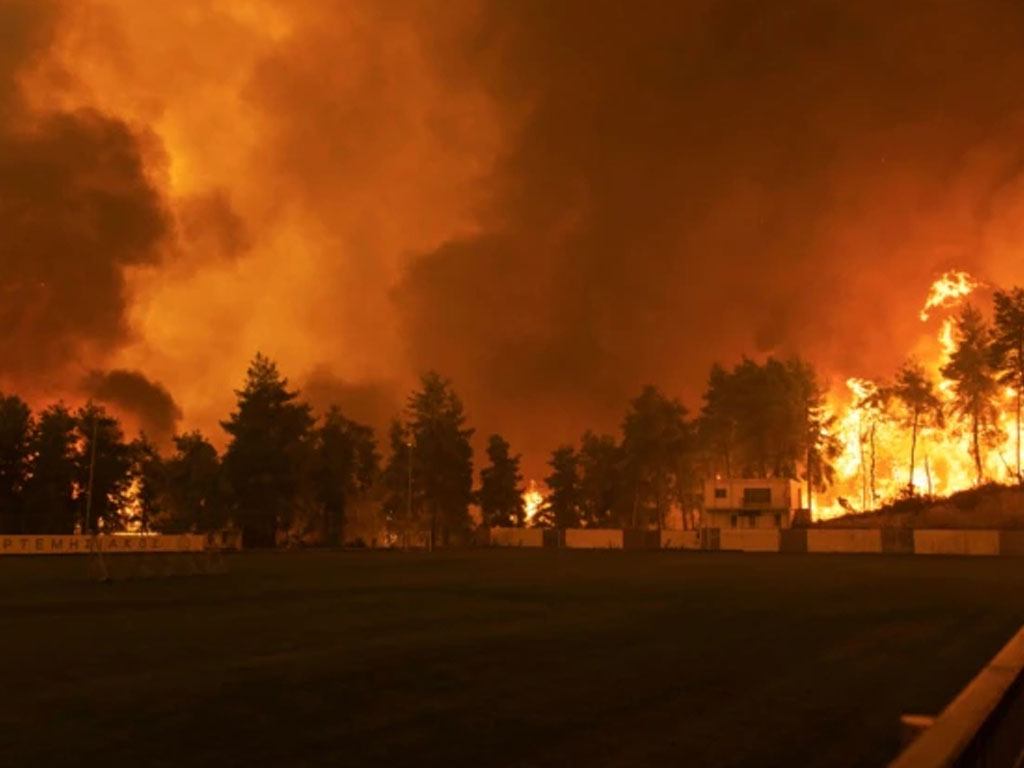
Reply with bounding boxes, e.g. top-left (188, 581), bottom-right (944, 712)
top-left (990, 287), bottom-right (1024, 482)
top-left (0, 393), bottom-right (31, 533)
top-left (697, 357), bottom-right (836, 510)
top-left (941, 305), bottom-right (998, 484)
top-left (784, 358), bottom-right (841, 514)
top-left (698, 364), bottom-right (738, 478)
top-left (75, 402), bottom-right (132, 533)
top-left (888, 359), bottom-right (944, 495)
top-left (478, 434), bottom-right (524, 527)
top-left (542, 445), bottom-right (581, 528)
top-left (222, 354), bottom-right (313, 547)
top-left (382, 419), bottom-right (417, 539)
top-left (22, 405), bottom-right (78, 534)
top-left (621, 386), bottom-right (691, 529)
top-left (404, 372), bottom-right (474, 547)
top-left (159, 431), bottom-right (229, 533)
top-left (313, 407), bottom-right (378, 544)
top-left (578, 431), bottom-right (625, 527)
